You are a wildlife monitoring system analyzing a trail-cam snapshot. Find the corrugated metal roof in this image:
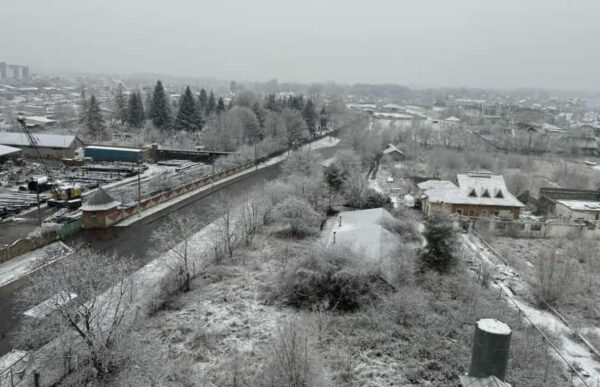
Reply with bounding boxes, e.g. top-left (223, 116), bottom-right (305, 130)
top-left (0, 131), bottom-right (78, 148)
